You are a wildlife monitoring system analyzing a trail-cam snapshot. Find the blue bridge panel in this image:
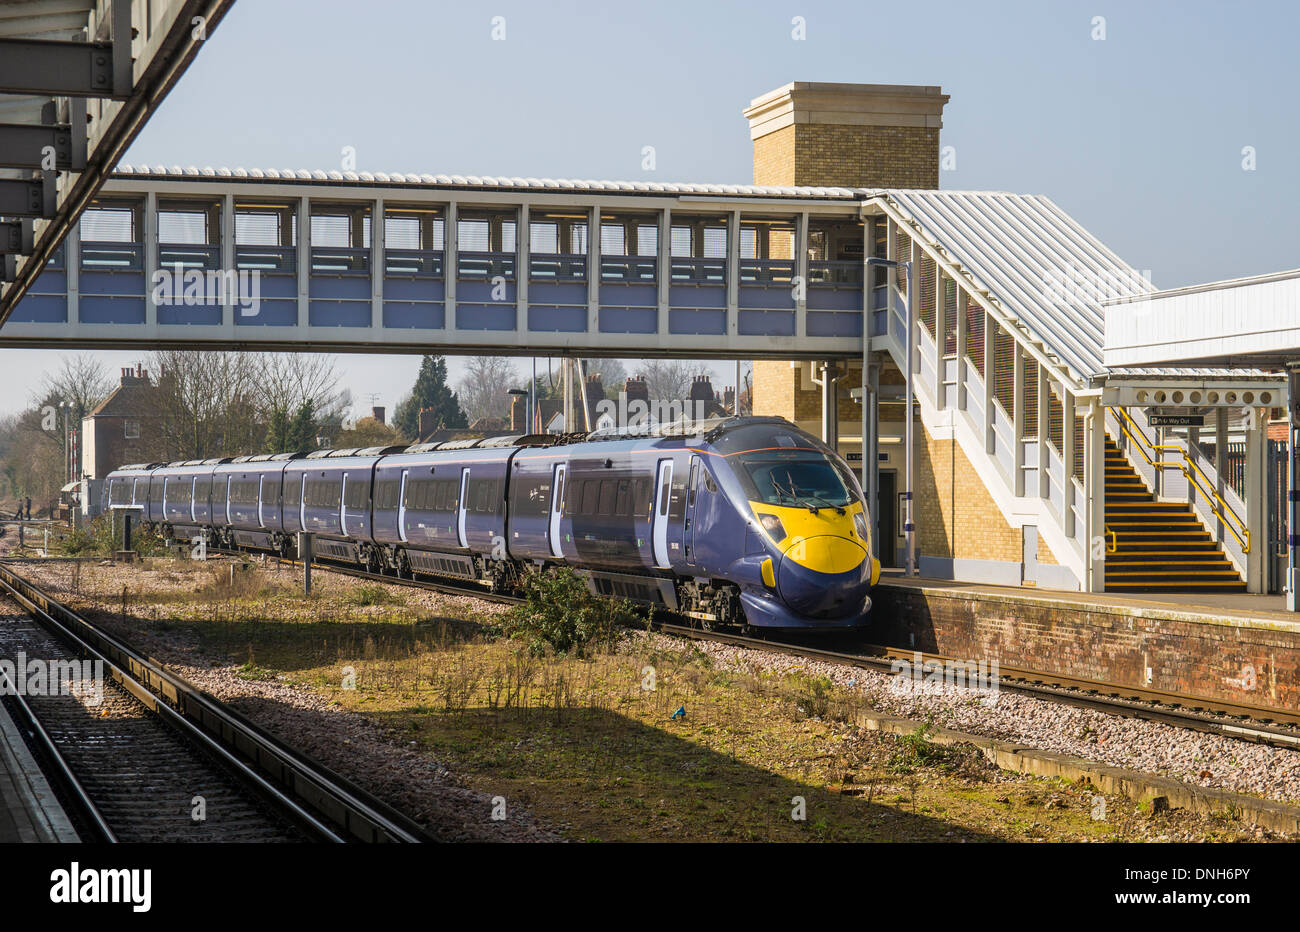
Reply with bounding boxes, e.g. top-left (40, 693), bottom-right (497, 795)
top-left (456, 304), bottom-right (516, 330)
top-left (530, 281), bottom-right (586, 306)
top-left (738, 309), bottom-right (795, 336)
top-left (669, 308), bottom-right (726, 335)
top-left (528, 305), bottom-right (587, 332)
top-left (158, 302), bottom-right (222, 325)
top-left (383, 277), bottom-right (445, 302)
top-left (668, 284), bottom-right (726, 309)
top-left (383, 302), bottom-right (445, 328)
top-left (237, 300), bottom-right (297, 326)
top-left (9, 294), bottom-right (67, 323)
top-left (807, 310), bottom-right (862, 337)
top-left (807, 286), bottom-right (862, 312)
top-left (80, 270), bottom-right (145, 297)
top-left (458, 280), bottom-right (517, 304)
top-left (309, 276), bottom-right (370, 301)
top-left (739, 285), bottom-right (796, 310)
top-left (599, 282), bottom-right (656, 308)
top-left (599, 307), bottom-right (656, 333)
top-left (309, 301), bottom-right (371, 327)
top-left (80, 296), bottom-right (146, 324)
